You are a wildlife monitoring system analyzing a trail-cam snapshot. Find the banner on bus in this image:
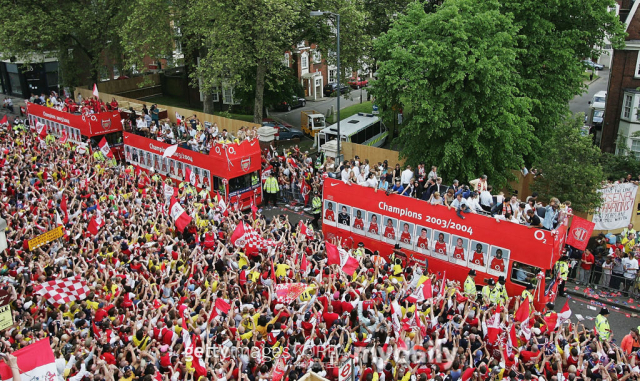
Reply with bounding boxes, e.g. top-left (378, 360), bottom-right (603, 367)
top-left (28, 226), bottom-right (64, 251)
top-left (592, 183), bottom-right (638, 231)
top-left (26, 102), bottom-right (122, 137)
top-left (322, 178), bottom-right (564, 274)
